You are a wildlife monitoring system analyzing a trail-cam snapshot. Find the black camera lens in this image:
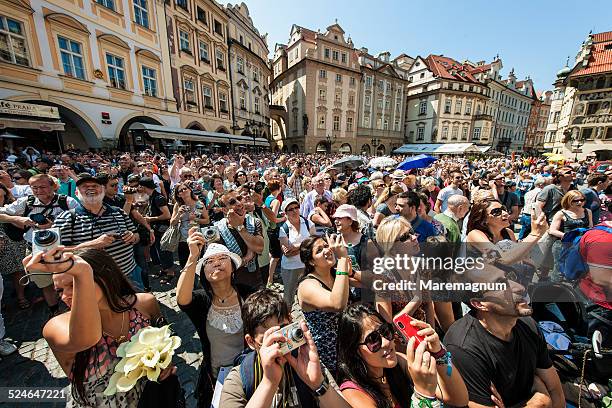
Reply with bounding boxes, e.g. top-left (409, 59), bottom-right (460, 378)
top-left (290, 327), bottom-right (304, 341)
top-left (35, 230), bottom-right (58, 246)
